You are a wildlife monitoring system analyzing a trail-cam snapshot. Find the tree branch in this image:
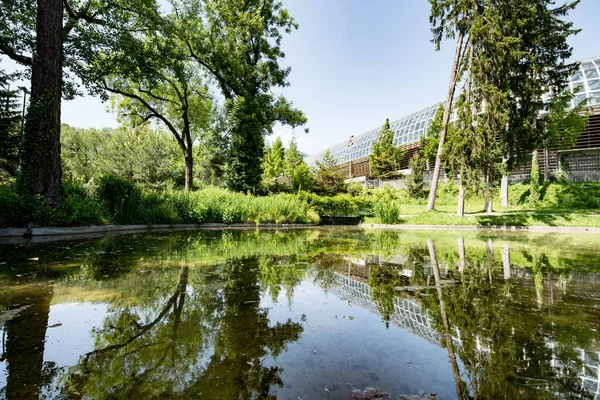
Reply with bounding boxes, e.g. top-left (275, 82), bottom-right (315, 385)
top-left (0, 43), bottom-right (32, 66)
top-left (186, 41), bottom-right (239, 99)
top-left (103, 80), bottom-right (185, 147)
